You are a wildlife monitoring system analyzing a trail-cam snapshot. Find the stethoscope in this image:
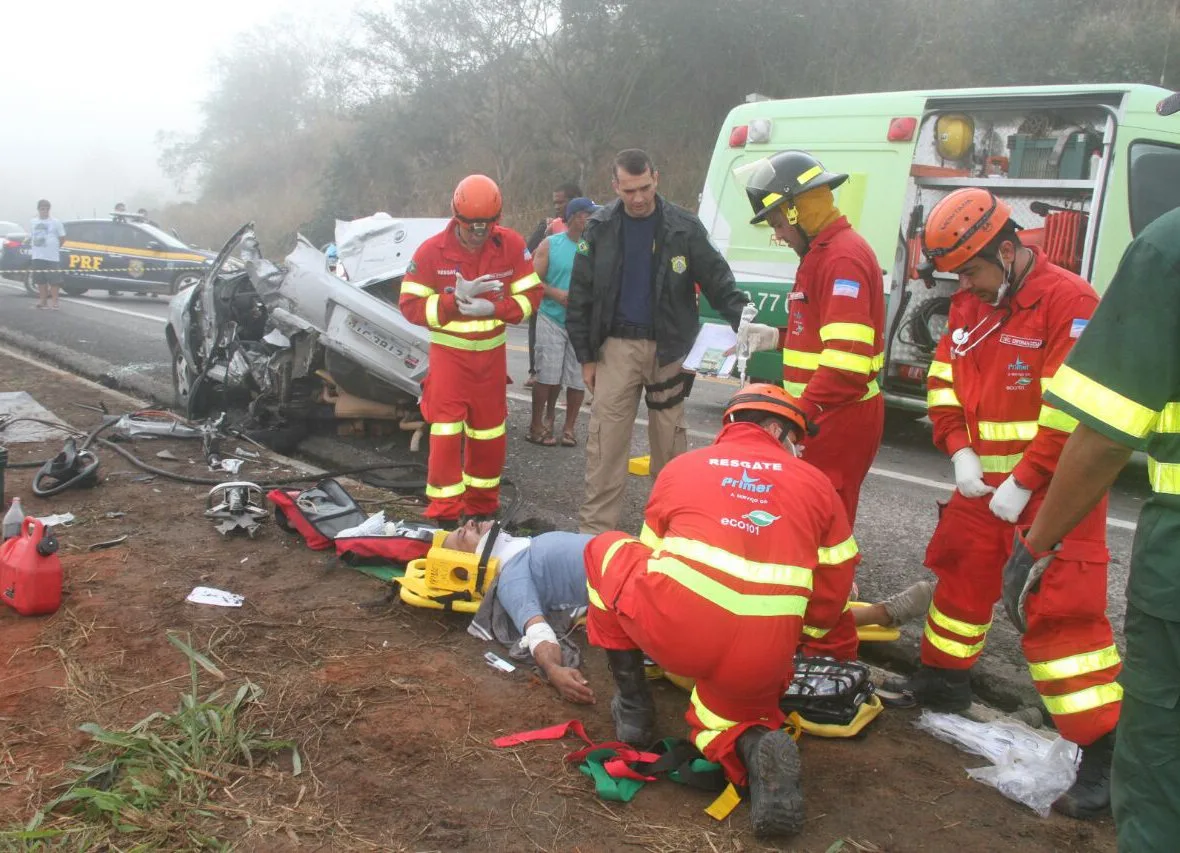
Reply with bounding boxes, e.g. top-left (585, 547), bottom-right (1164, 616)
top-left (948, 251), bottom-right (1034, 358)
top-left (949, 306), bottom-right (1012, 357)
